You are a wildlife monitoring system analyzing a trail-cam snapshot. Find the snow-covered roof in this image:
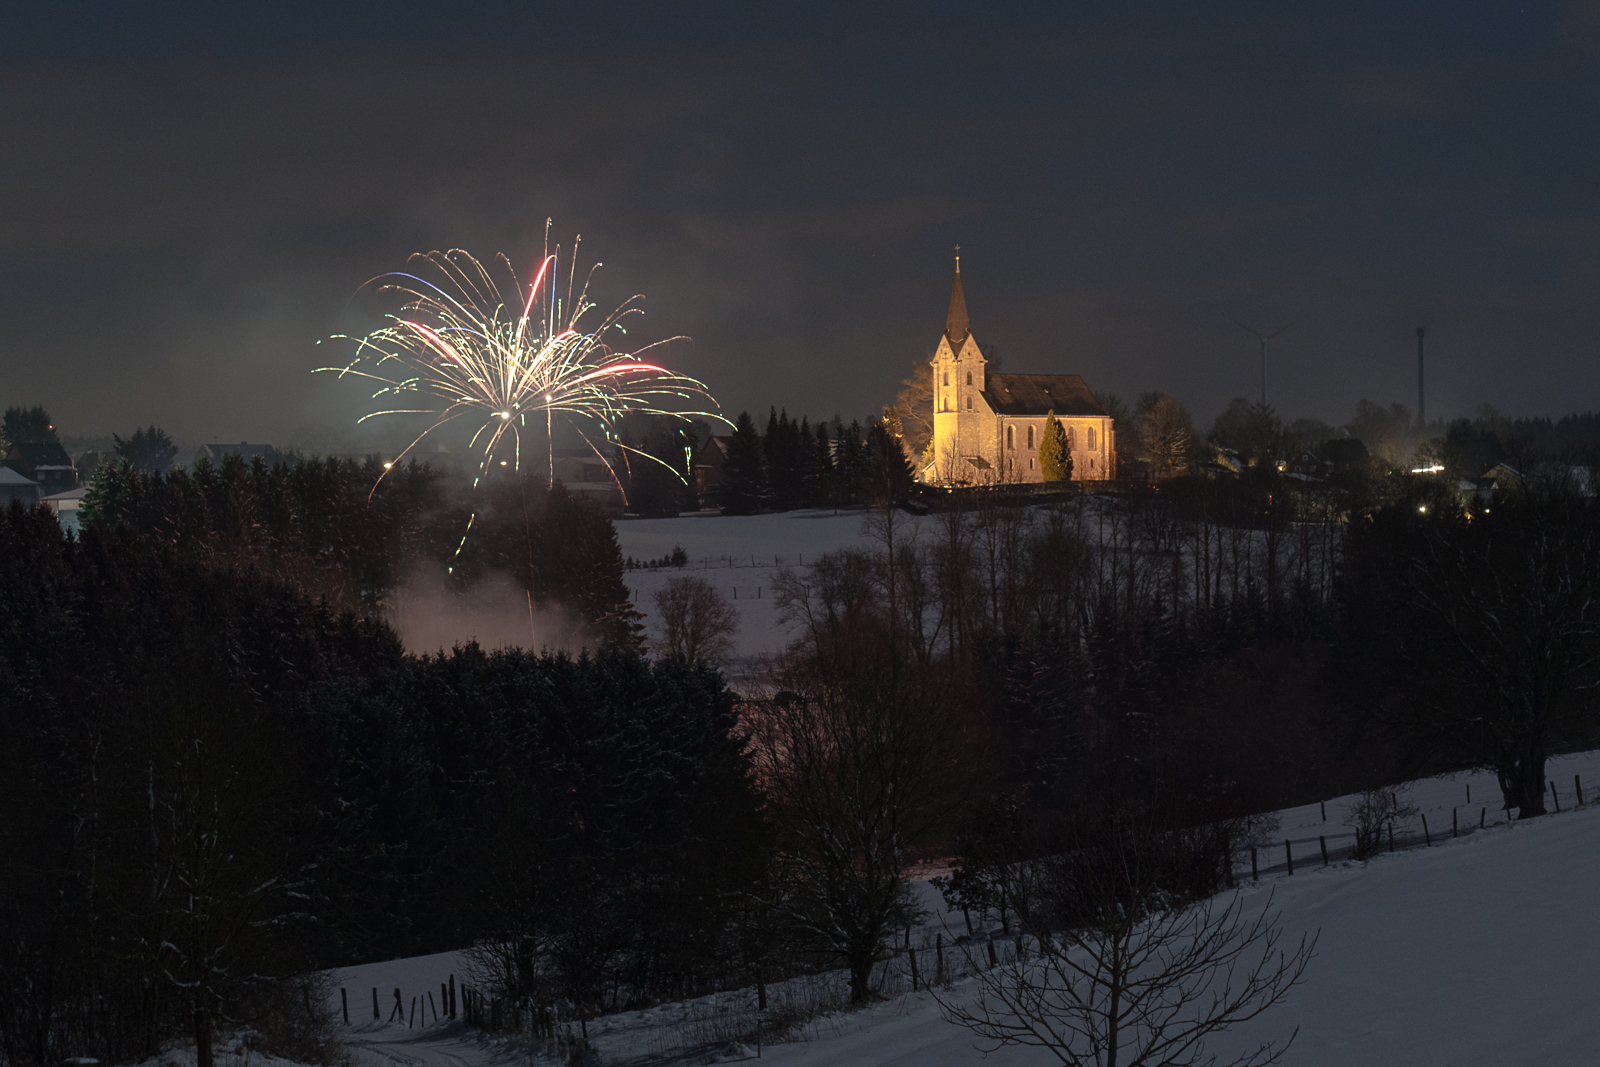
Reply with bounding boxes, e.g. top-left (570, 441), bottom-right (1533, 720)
top-left (0, 467), bottom-right (38, 486)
